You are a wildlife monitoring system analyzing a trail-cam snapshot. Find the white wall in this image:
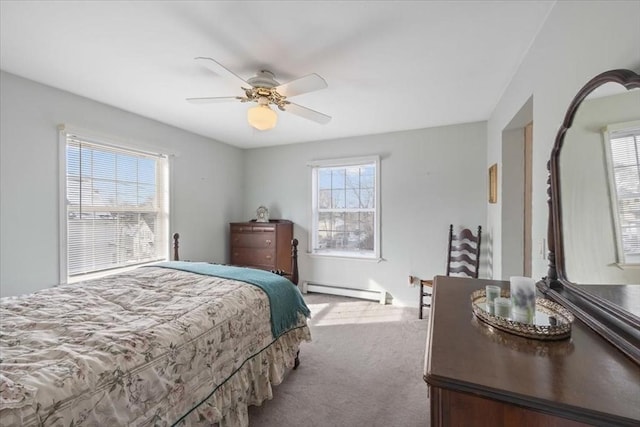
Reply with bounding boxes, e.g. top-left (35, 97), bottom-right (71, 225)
top-left (243, 122), bottom-right (487, 307)
top-left (0, 71), bottom-right (244, 297)
top-left (487, 0), bottom-right (640, 281)
top-left (0, 69), bottom-right (486, 307)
